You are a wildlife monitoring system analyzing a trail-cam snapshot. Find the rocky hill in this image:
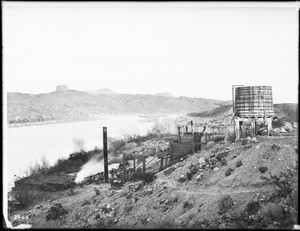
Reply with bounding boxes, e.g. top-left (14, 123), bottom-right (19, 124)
top-left (85, 88), bottom-right (119, 96)
top-left (187, 103), bottom-right (298, 124)
top-left (8, 135), bottom-right (298, 229)
top-left (7, 86), bottom-right (230, 125)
